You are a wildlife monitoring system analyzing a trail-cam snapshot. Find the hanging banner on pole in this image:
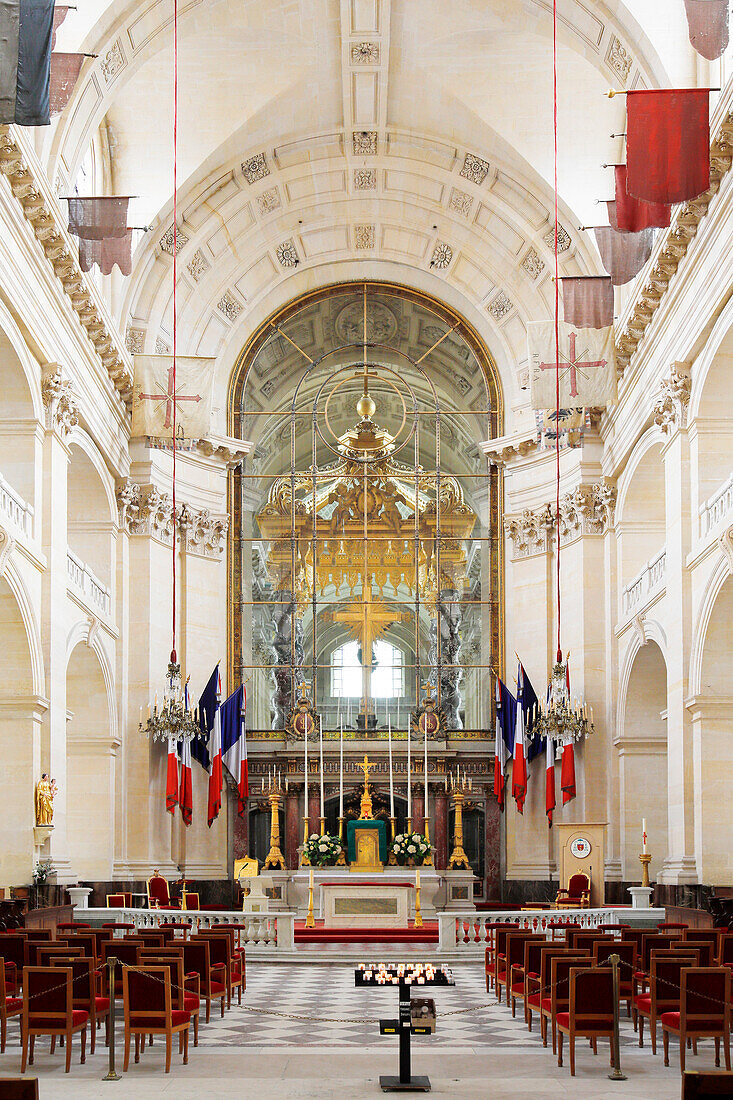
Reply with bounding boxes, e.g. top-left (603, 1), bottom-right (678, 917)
top-left (626, 89), bottom-right (710, 204)
top-left (132, 355), bottom-right (216, 439)
top-left (528, 321), bottom-right (616, 410)
top-left (684, 0), bottom-right (729, 61)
